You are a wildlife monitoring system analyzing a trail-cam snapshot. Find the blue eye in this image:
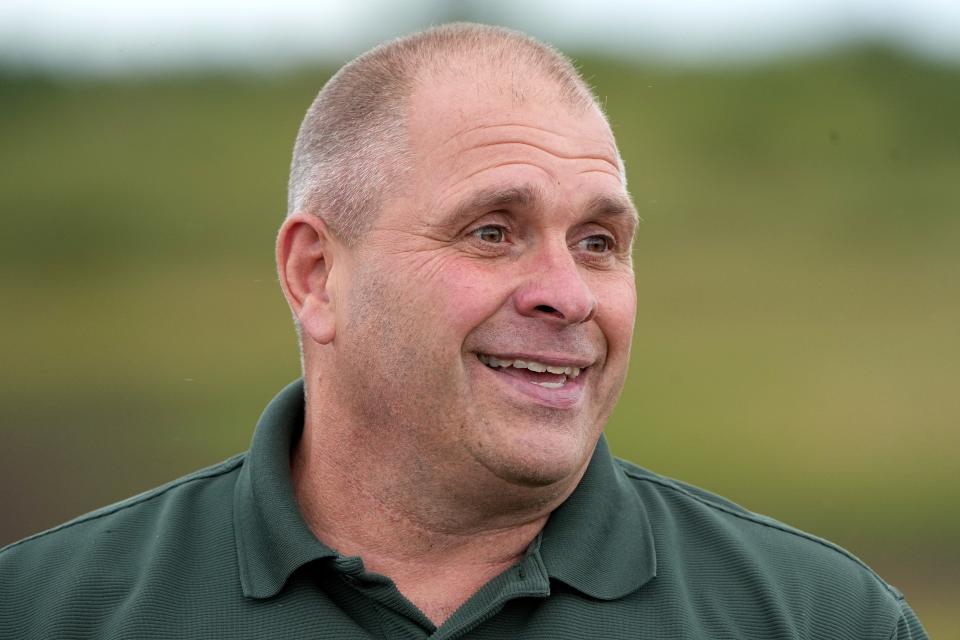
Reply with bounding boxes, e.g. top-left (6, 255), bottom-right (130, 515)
top-left (580, 235), bottom-right (611, 253)
top-left (473, 225), bottom-right (505, 243)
